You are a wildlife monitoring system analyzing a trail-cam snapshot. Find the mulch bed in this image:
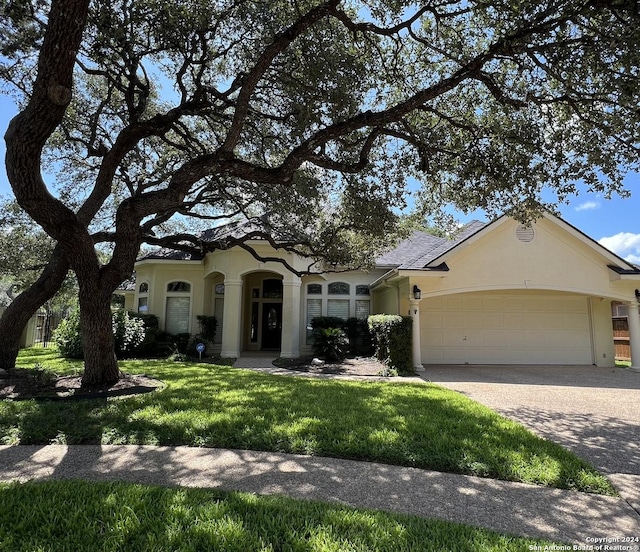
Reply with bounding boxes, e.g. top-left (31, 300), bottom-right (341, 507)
top-left (1, 356), bottom-right (392, 400)
top-left (0, 367), bottom-right (163, 401)
top-left (273, 356), bottom-right (388, 377)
